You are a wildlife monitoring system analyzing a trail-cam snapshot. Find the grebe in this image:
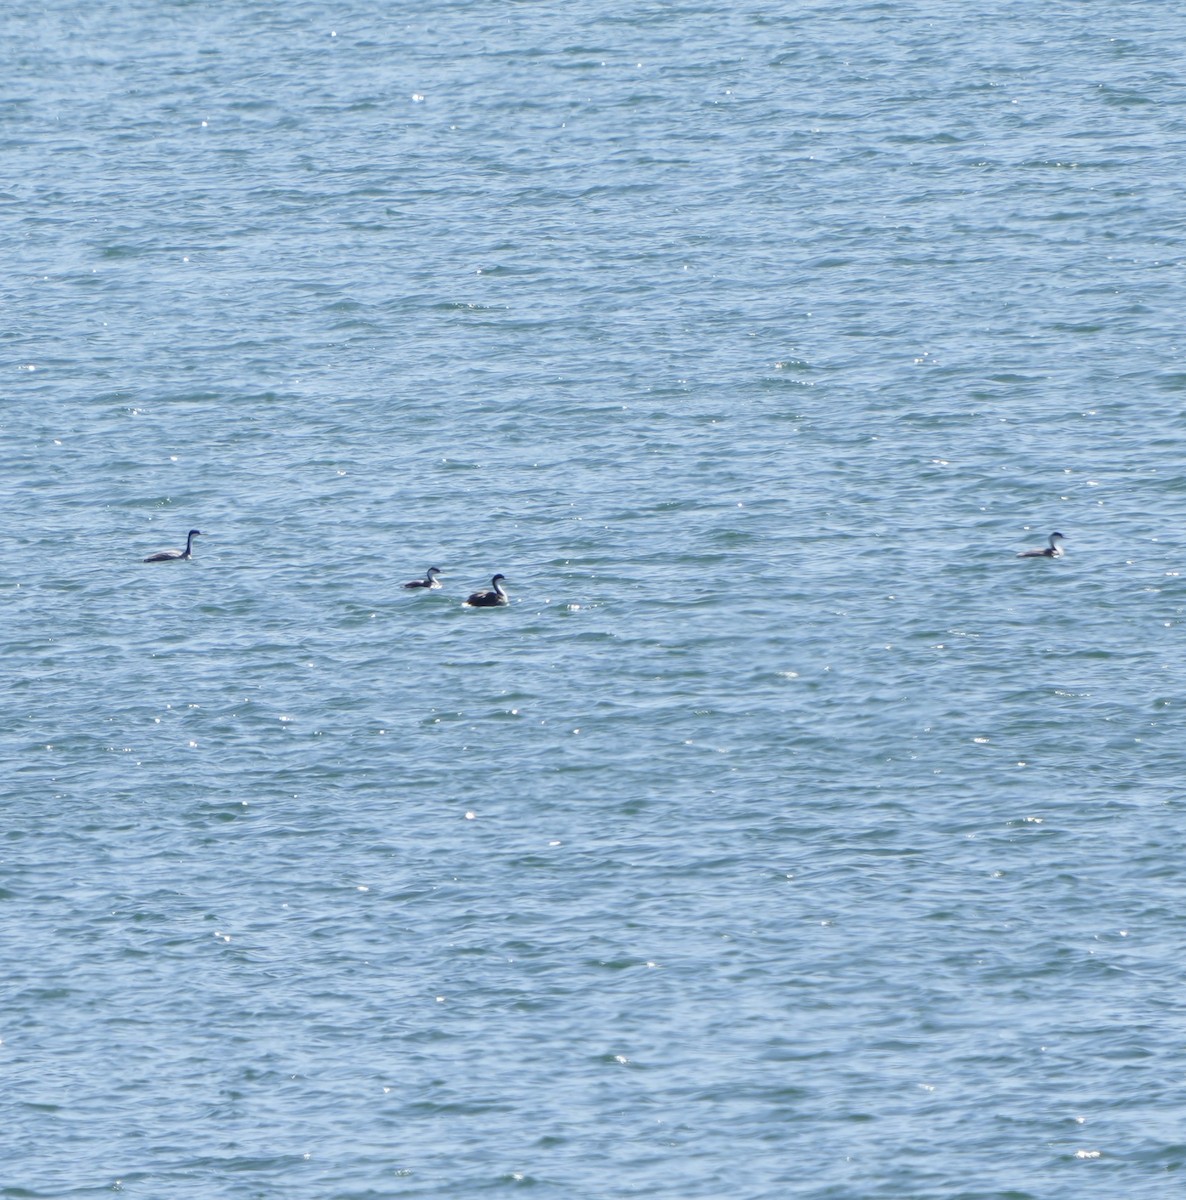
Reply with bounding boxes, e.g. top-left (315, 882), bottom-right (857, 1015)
top-left (465, 573), bottom-right (508, 607)
top-left (144, 529), bottom-right (203, 562)
top-left (402, 567), bottom-right (443, 589)
top-left (1017, 531), bottom-right (1066, 559)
